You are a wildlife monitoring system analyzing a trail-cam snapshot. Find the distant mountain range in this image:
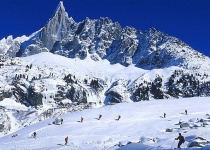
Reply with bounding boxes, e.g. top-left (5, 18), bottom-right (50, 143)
top-left (0, 1), bottom-right (210, 136)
